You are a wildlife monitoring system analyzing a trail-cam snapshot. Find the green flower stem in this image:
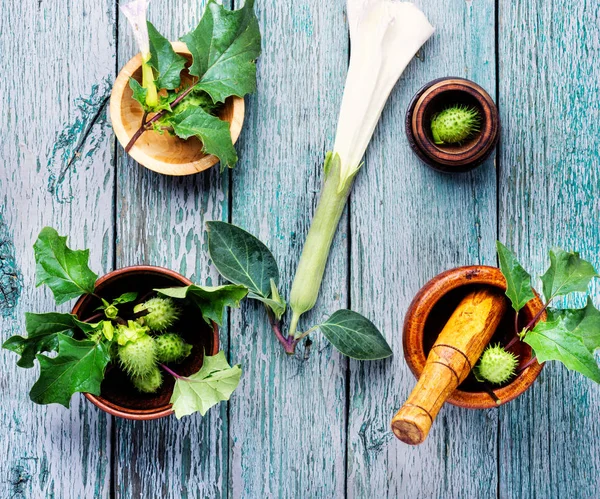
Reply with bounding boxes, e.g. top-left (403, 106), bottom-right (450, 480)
top-left (289, 155), bottom-right (353, 338)
top-left (141, 55), bottom-right (158, 108)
